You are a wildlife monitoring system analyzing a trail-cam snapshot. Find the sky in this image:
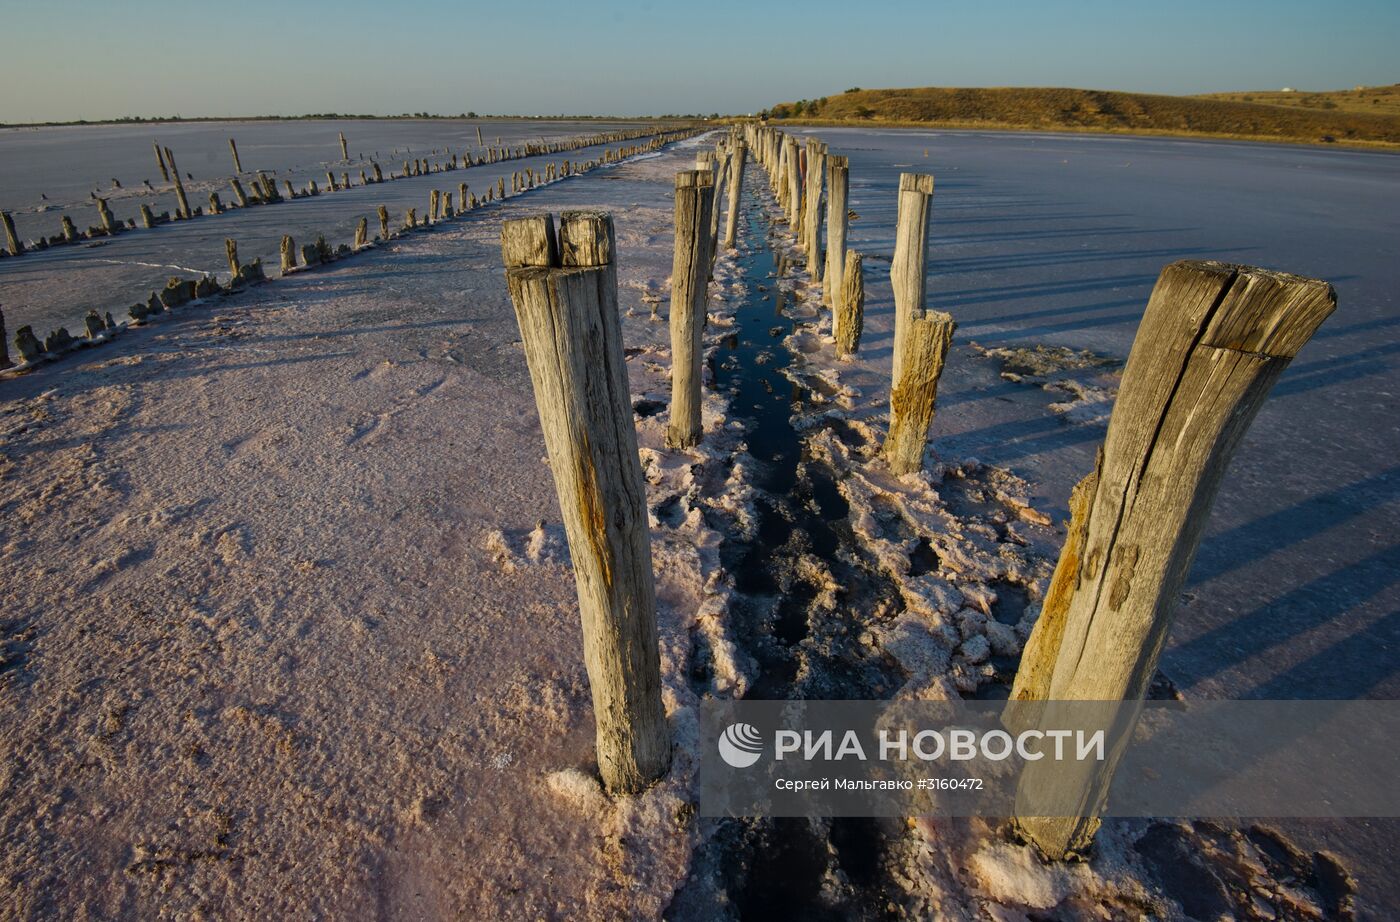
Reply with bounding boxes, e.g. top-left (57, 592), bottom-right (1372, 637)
top-left (1, 0), bottom-right (1396, 122)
